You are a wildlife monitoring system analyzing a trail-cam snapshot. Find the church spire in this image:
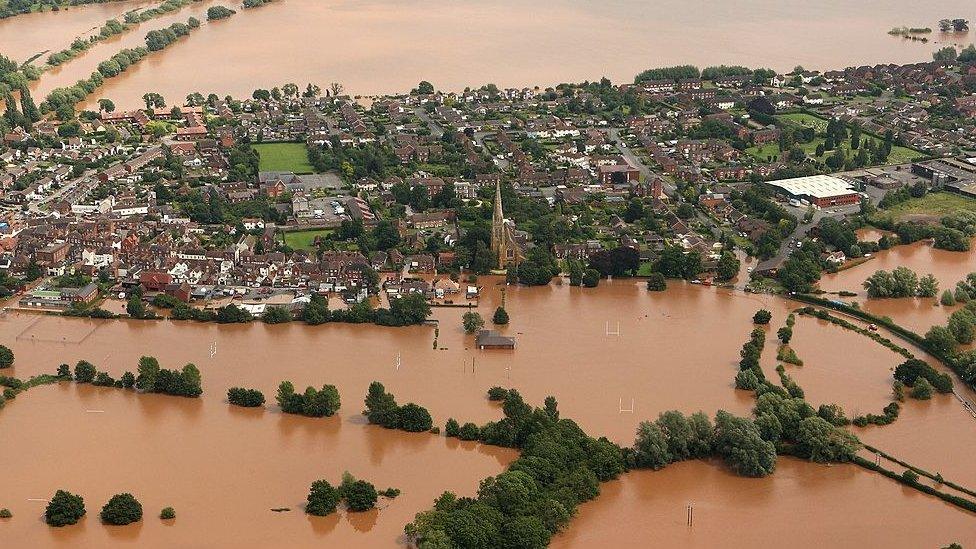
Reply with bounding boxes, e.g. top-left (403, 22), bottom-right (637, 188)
top-left (491, 180), bottom-right (506, 270)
